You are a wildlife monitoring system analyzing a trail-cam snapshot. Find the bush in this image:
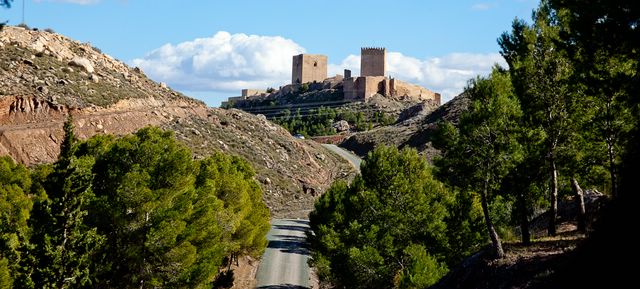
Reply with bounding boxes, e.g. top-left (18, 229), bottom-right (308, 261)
top-left (300, 83), bottom-right (309, 93)
top-left (44, 28), bottom-right (55, 33)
